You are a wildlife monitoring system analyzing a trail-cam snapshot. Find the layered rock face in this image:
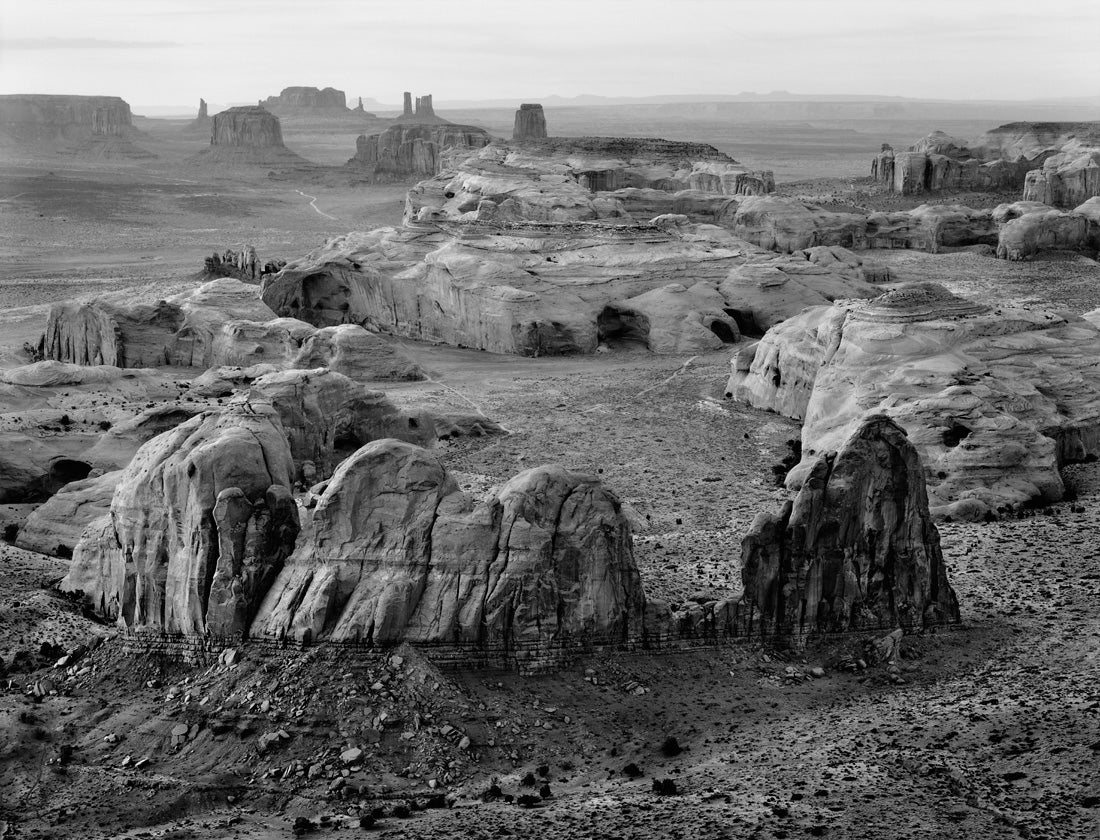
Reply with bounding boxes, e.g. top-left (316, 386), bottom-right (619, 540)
top-left (513, 103), bottom-right (547, 140)
top-left (741, 416), bottom-right (959, 645)
top-left (63, 397), bottom-right (300, 635)
top-left (16, 471), bottom-right (121, 556)
top-left (873, 123), bottom-right (1100, 207)
top-left (250, 440), bottom-right (646, 647)
top-left (194, 106), bottom-right (307, 165)
top-left (728, 283), bottom-right (1100, 518)
top-left (261, 86), bottom-right (347, 113)
top-left (40, 277), bottom-right (420, 381)
top-left (726, 195), bottom-right (1097, 258)
top-left (407, 138), bottom-right (774, 225)
top-left (260, 219), bottom-right (878, 356)
top-left (348, 123), bottom-right (494, 182)
top-left (0, 94), bottom-right (152, 156)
